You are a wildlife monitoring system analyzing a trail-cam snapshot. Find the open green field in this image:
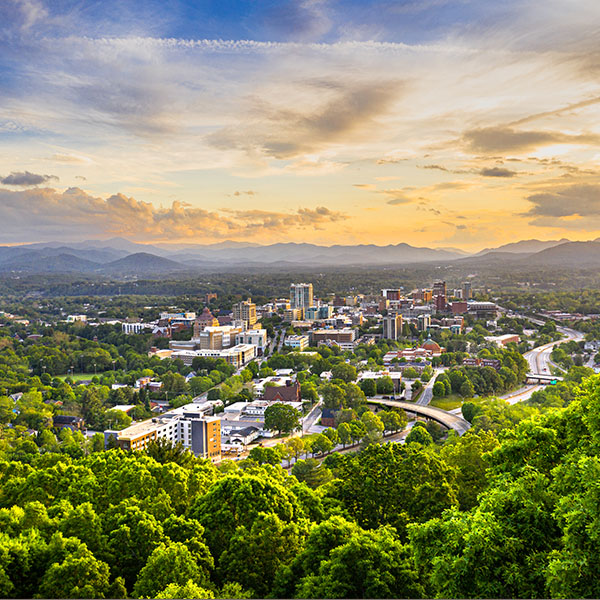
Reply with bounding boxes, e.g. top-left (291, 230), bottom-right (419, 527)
top-left (430, 395), bottom-right (463, 411)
